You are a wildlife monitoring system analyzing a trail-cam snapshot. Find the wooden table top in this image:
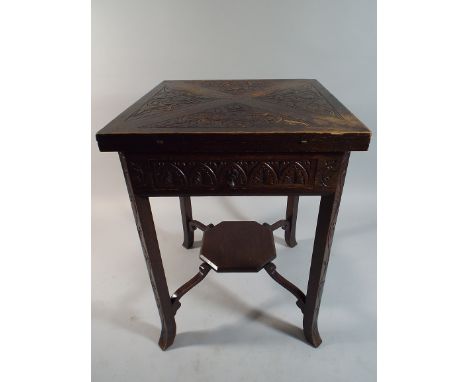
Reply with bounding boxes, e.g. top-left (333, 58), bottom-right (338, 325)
top-left (96, 79), bottom-right (371, 153)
